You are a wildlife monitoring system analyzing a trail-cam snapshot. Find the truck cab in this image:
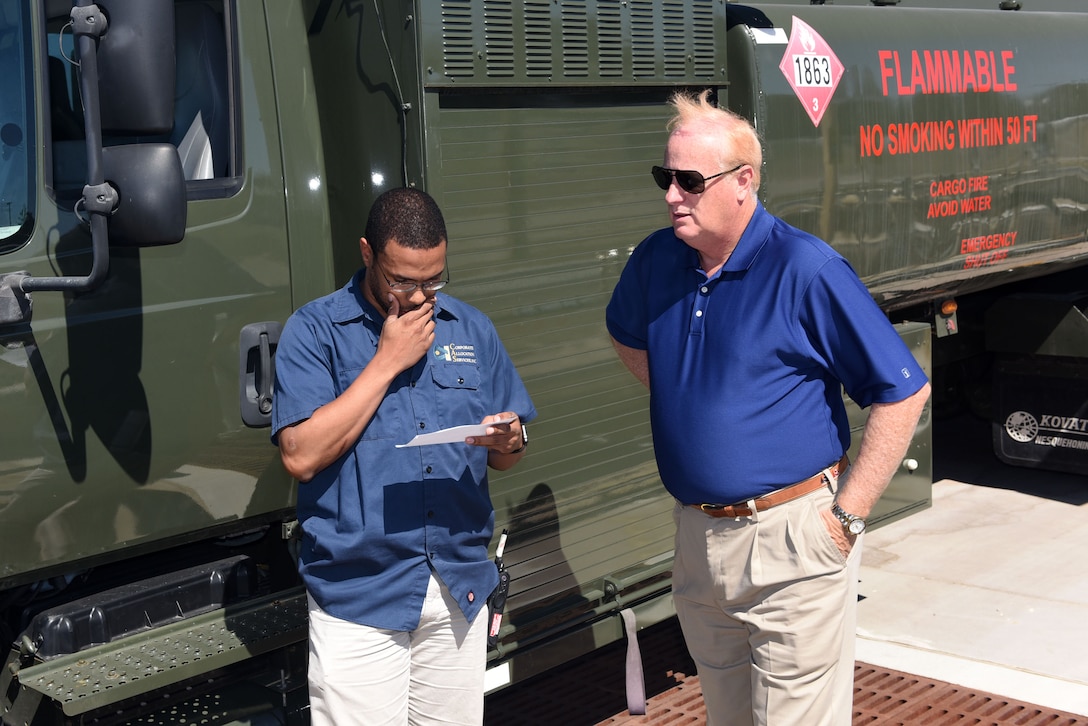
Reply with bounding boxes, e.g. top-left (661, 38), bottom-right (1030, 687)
top-left (3, 1), bottom-right (1086, 723)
